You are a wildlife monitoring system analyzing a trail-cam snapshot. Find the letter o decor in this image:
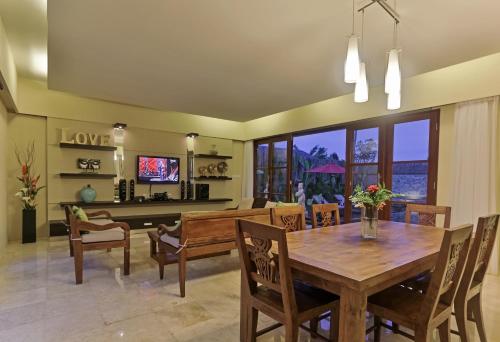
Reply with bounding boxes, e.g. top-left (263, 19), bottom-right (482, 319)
top-left (75, 132), bottom-right (88, 145)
